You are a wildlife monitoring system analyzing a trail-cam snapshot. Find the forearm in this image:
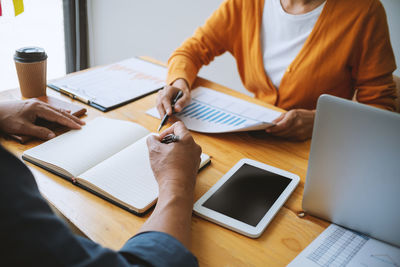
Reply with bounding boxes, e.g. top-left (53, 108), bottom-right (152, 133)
top-left (167, 54), bottom-right (200, 88)
top-left (352, 1), bottom-right (396, 111)
top-left (167, 27), bottom-right (230, 87)
top-left (167, 0), bottom-right (240, 87)
top-left (356, 73), bottom-right (397, 111)
top-left (137, 180), bottom-right (194, 248)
